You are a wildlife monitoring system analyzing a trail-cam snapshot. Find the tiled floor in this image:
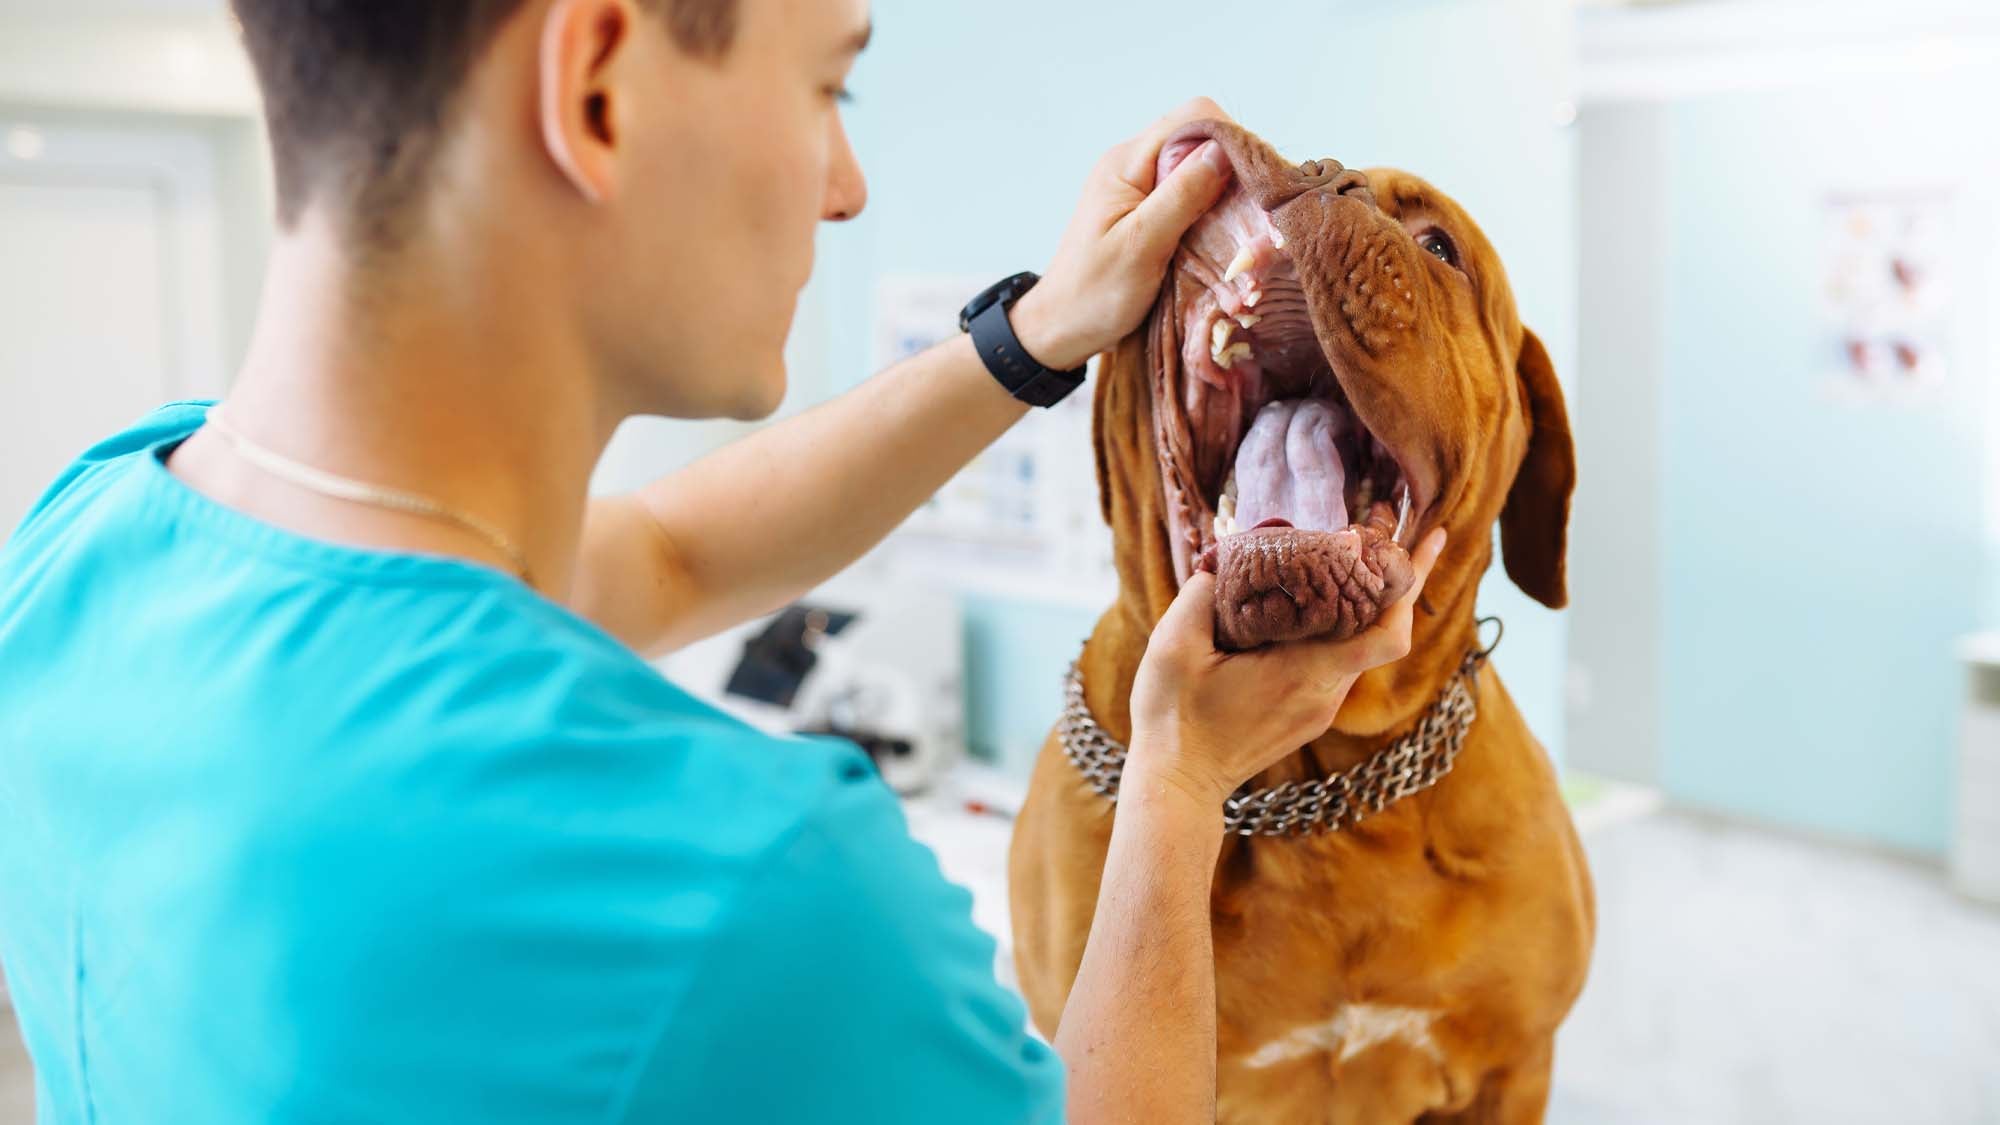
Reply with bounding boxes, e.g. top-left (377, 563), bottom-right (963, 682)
top-left (4, 807), bottom-right (1996, 1124)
